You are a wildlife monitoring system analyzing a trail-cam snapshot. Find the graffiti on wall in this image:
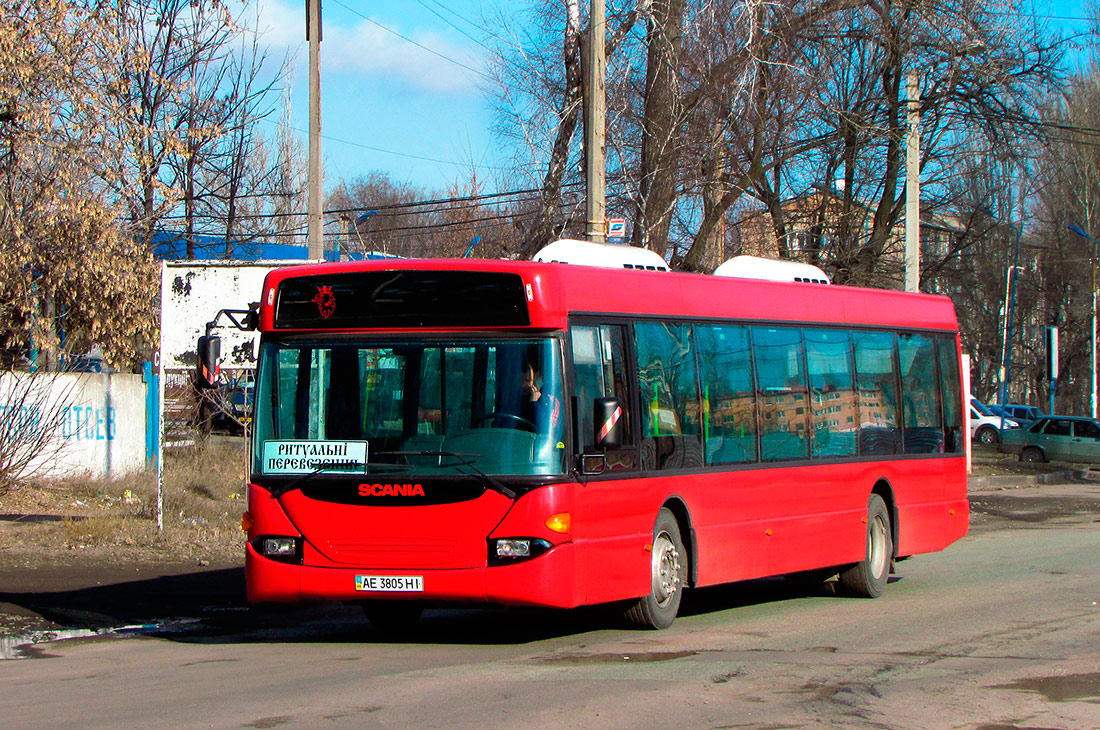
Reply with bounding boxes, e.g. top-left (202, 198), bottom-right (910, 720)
top-left (0, 404), bottom-right (118, 441)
